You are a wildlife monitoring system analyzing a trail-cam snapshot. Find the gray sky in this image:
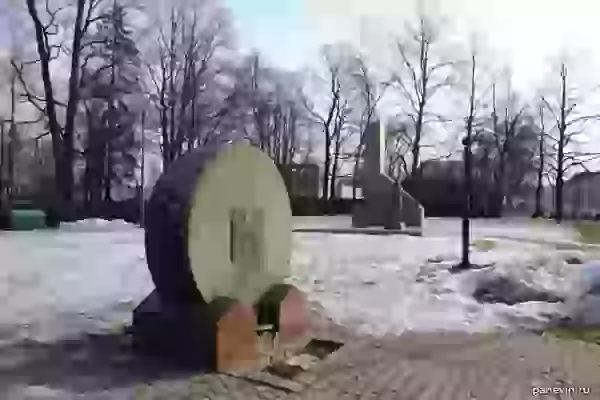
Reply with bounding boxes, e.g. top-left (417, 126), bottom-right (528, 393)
top-left (222, 0), bottom-right (600, 98)
top-left (7, 0), bottom-right (600, 93)
top-left (224, 0), bottom-right (600, 171)
top-left (0, 0), bottom-right (10, 51)
top-left (302, 0), bottom-right (600, 95)
top-left (3, 0), bottom-right (600, 175)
